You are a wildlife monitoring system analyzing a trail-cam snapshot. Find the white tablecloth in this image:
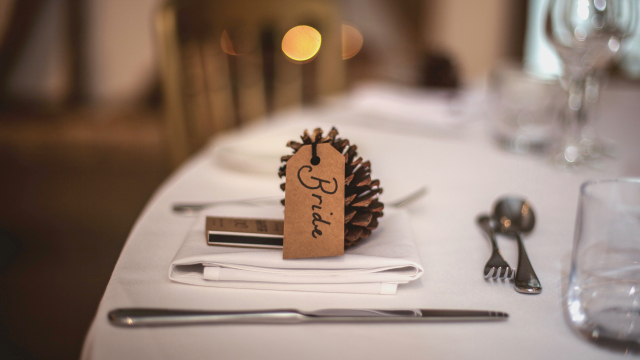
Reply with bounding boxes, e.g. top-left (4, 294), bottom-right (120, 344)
top-left (81, 84), bottom-right (640, 360)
